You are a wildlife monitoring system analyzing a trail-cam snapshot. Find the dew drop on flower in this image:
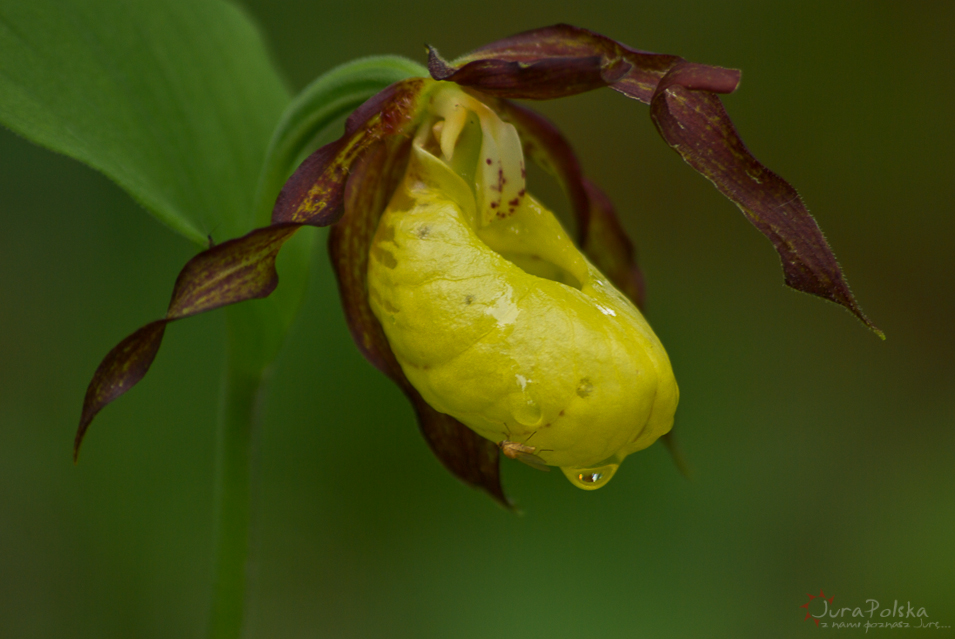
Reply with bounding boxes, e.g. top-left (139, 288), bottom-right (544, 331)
top-left (509, 389), bottom-right (542, 426)
top-left (561, 462), bottom-right (619, 490)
